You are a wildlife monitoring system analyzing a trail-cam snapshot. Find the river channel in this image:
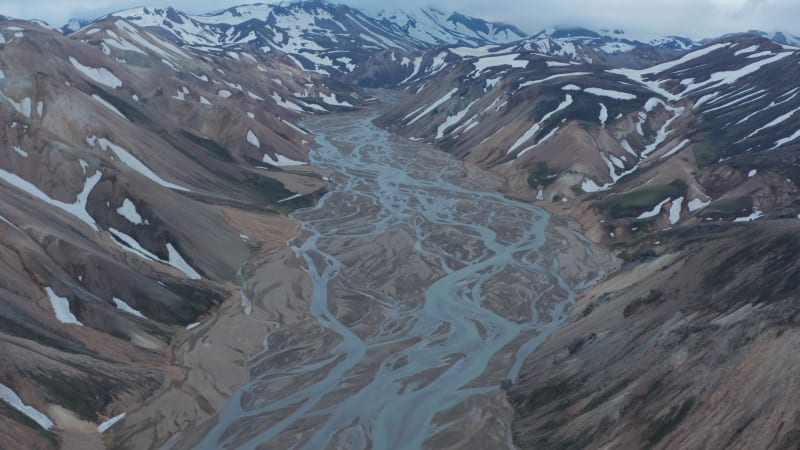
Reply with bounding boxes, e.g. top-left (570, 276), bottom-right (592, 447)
top-left (191, 100), bottom-right (611, 449)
